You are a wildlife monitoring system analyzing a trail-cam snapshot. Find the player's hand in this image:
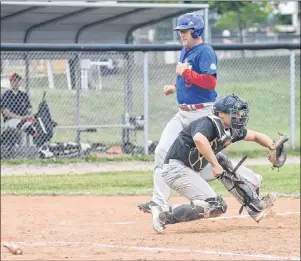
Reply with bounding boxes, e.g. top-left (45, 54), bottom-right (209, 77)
top-left (212, 163), bottom-right (225, 178)
top-left (163, 85), bottom-right (176, 96)
top-left (176, 58), bottom-right (192, 76)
